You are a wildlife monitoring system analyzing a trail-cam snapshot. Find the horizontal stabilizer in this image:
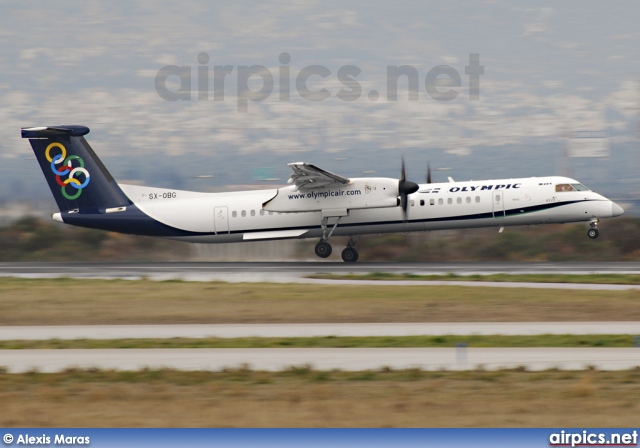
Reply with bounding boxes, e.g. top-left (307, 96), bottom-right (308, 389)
top-left (21, 125), bottom-right (90, 138)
